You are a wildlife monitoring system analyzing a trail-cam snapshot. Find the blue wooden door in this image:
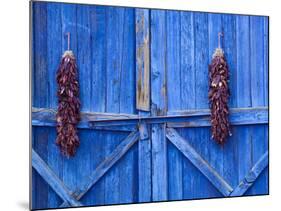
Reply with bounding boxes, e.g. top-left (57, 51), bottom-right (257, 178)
top-left (31, 2), bottom-right (268, 210)
top-left (149, 10), bottom-right (269, 201)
